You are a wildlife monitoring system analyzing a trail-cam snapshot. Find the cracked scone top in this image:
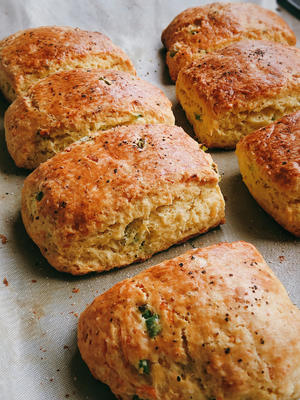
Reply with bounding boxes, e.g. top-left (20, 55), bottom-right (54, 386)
top-left (161, 2), bottom-right (296, 81)
top-left (0, 25), bottom-right (136, 101)
top-left (21, 124), bottom-right (225, 275)
top-left (78, 241), bottom-right (300, 400)
top-left (5, 69), bottom-right (175, 169)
